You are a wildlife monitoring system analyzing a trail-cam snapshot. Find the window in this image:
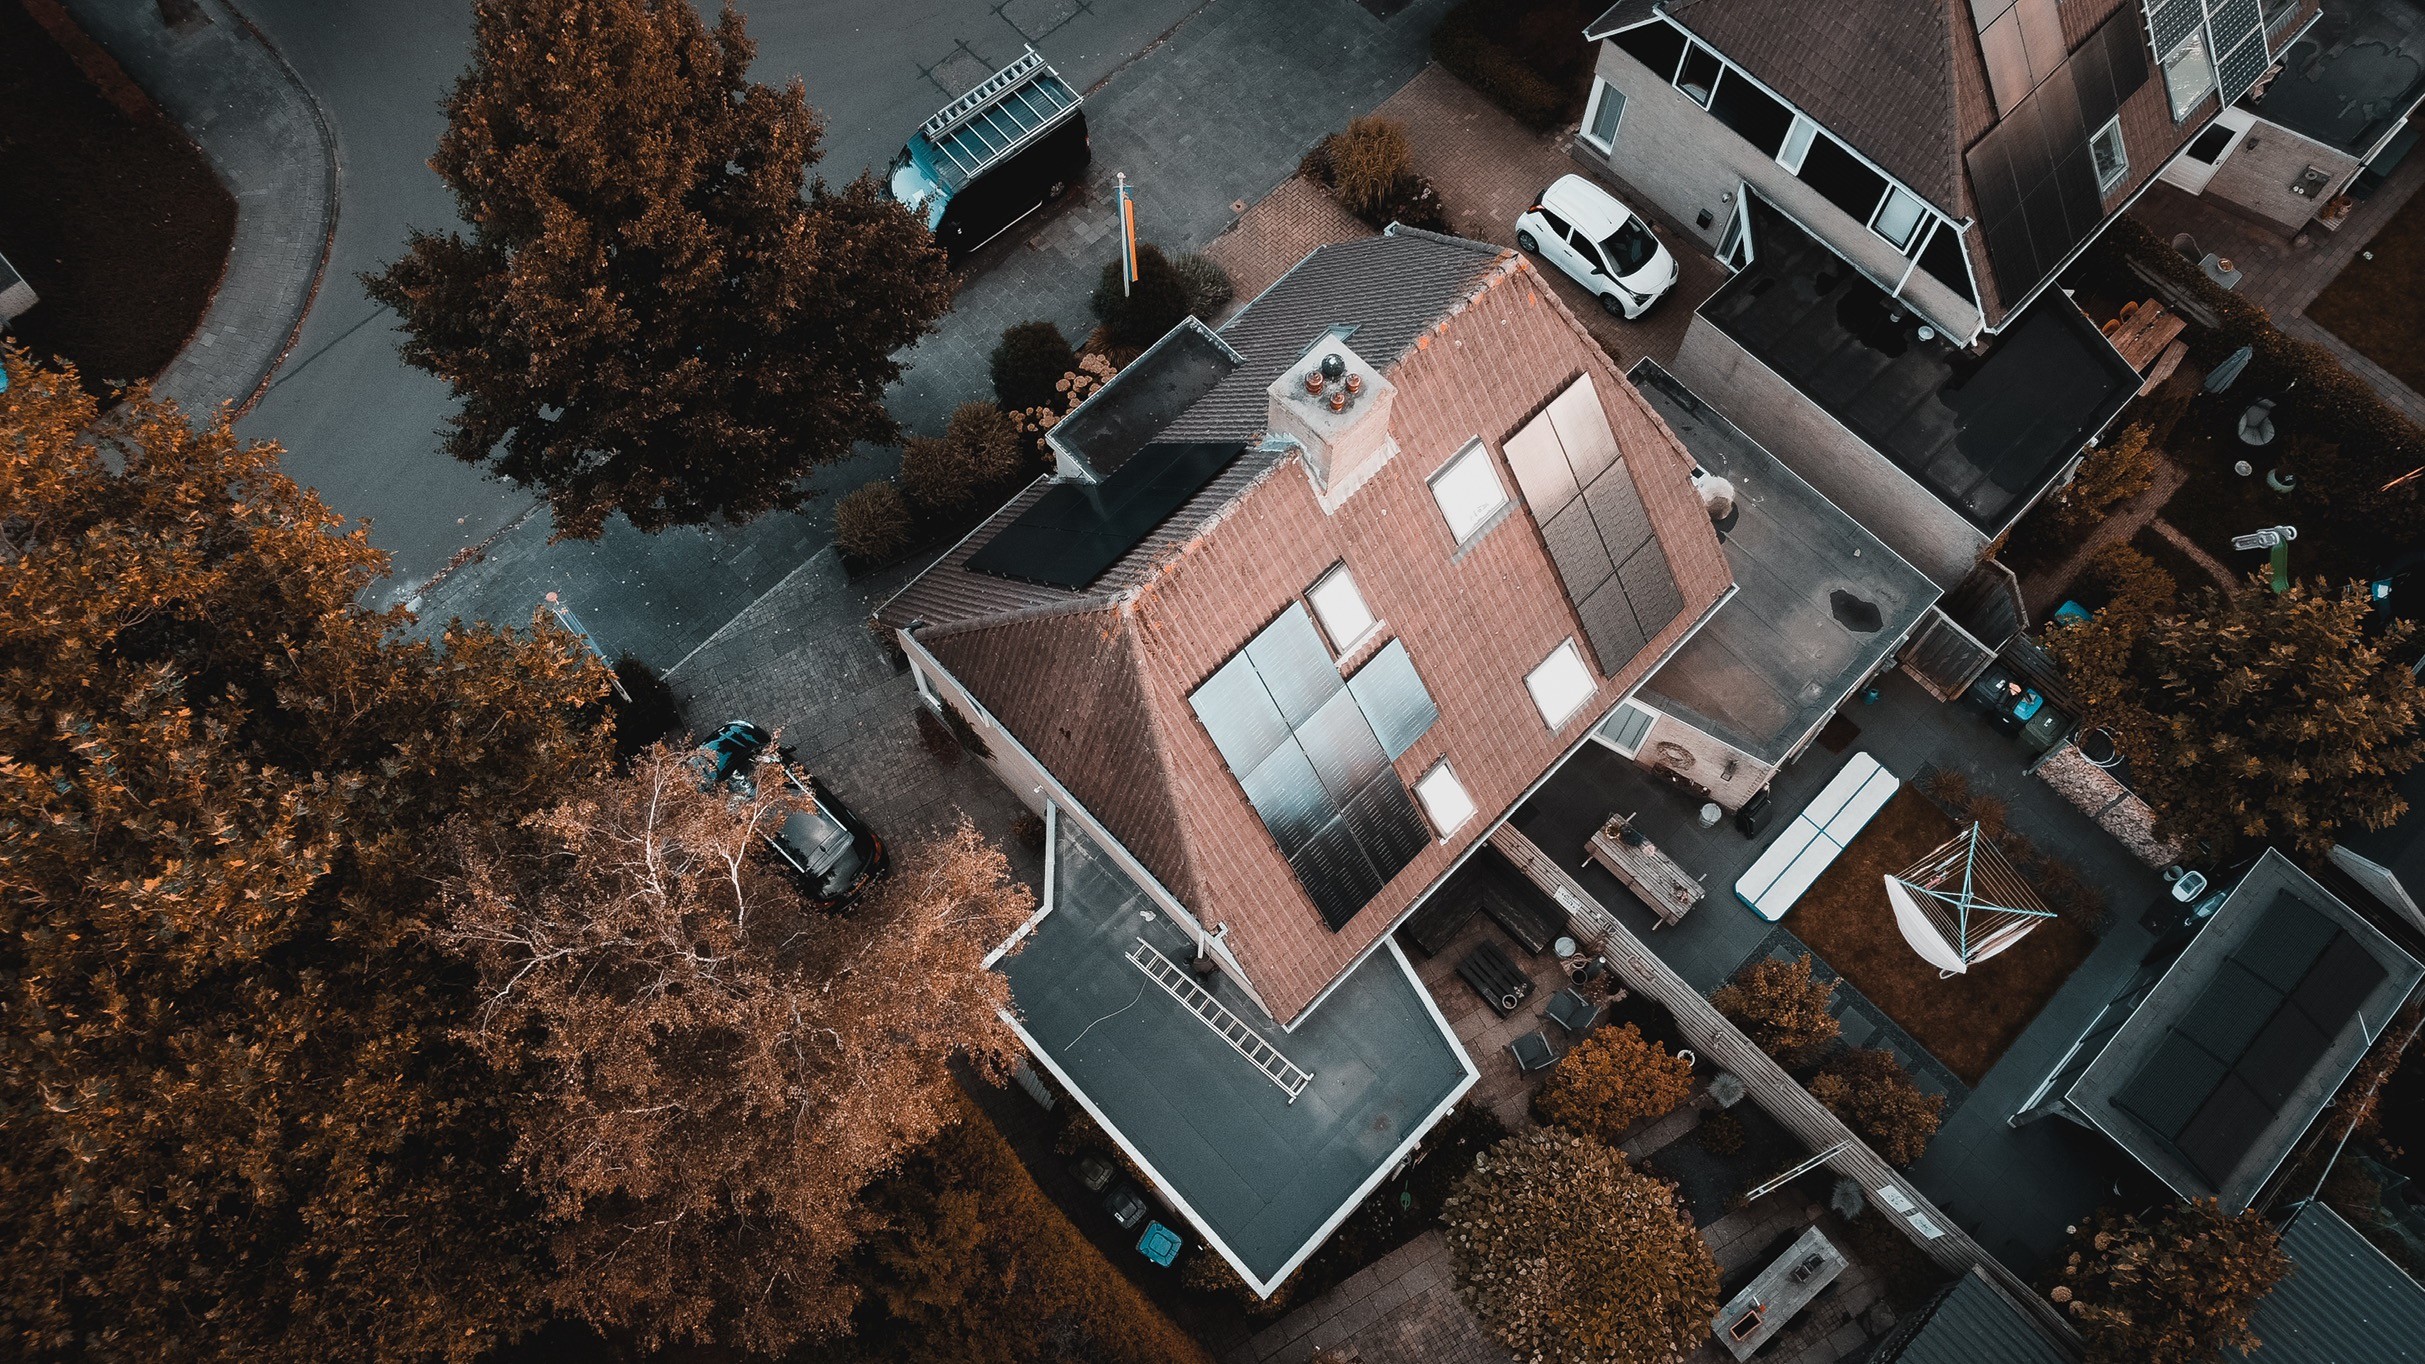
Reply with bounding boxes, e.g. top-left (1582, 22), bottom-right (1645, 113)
top-left (1429, 440), bottom-right (1508, 543)
top-left (1582, 79), bottom-right (1625, 150)
top-left (2161, 31), bottom-right (2216, 121)
top-left (1676, 42), bottom-right (1722, 106)
top-left (1871, 187), bottom-right (1927, 250)
top-left (1612, 21), bottom-right (1687, 83)
top-left (1796, 132), bottom-right (1890, 227)
top-left (2185, 122), bottom-right (2238, 164)
top-left (1778, 115), bottom-right (1818, 174)
top-left (1596, 699), bottom-right (1657, 757)
top-left (1536, 206), bottom-right (1574, 239)
top-left (2090, 116), bottom-right (2129, 193)
top-left (1708, 69), bottom-right (1793, 157)
top-left (1525, 640), bottom-right (1596, 729)
top-left (1718, 201), bottom-right (1752, 270)
top-left (1916, 220), bottom-right (1974, 303)
top-left (1414, 761), bottom-right (1477, 837)
top-left (1307, 564), bottom-right (1377, 653)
